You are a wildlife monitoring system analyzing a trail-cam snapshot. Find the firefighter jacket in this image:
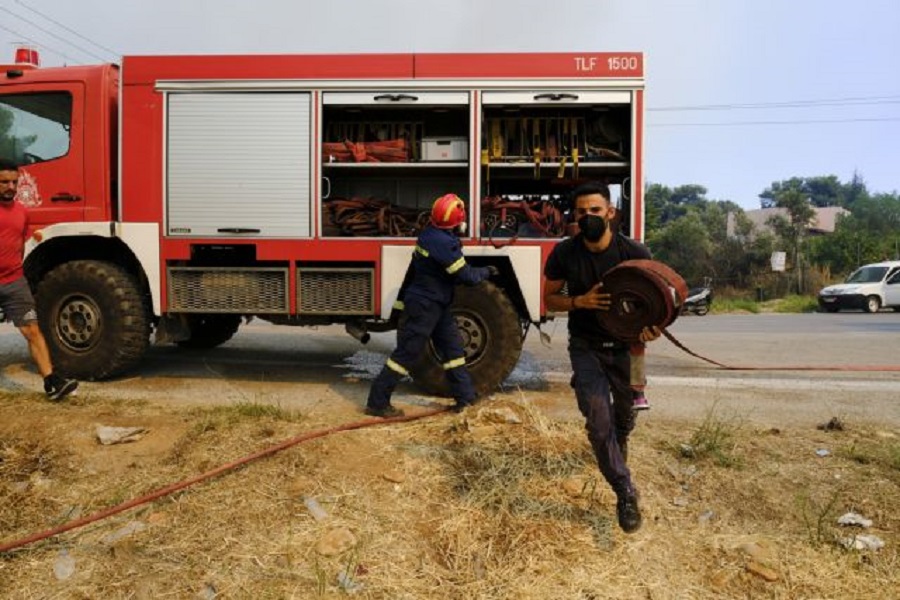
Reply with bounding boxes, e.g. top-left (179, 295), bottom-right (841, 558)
top-left (404, 225), bottom-right (490, 305)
